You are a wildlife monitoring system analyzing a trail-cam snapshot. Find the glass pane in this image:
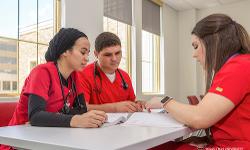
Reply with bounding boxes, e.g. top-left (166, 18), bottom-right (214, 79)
top-left (142, 61), bottom-right (153, 92)
top-left (38, 0), bottom-right (54, 44)
top-left (103, 17), bottom-right (108, 31)
top-left (107, 18), bottom-right (118, 34)
top-left (0, 0), bottom-right (18, 38)
top-left (38, 44), bottom-right (48, 64)
top-left (12, 81), bottom-right (17, 91)
top-left (104, 17), bottom-right (130, 72)
top-left (0, 38), bottom-right (18, 94)
top-left (118, 27), bottom-right (126, 70)
top-left (19, 0), bottom-right (37, 42)
top-left (19, 41), bottom-right (37, 91)
top-left (119, 57), bottom-right (127, 71)
top-left (142, 31), bottom-right (152, 61)
top-left (3, 81), bottom-right (11, 91)
top-left (142, 30), bottom-right (156, 93)
top-left (117, 22), bottom-right (127, 71)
